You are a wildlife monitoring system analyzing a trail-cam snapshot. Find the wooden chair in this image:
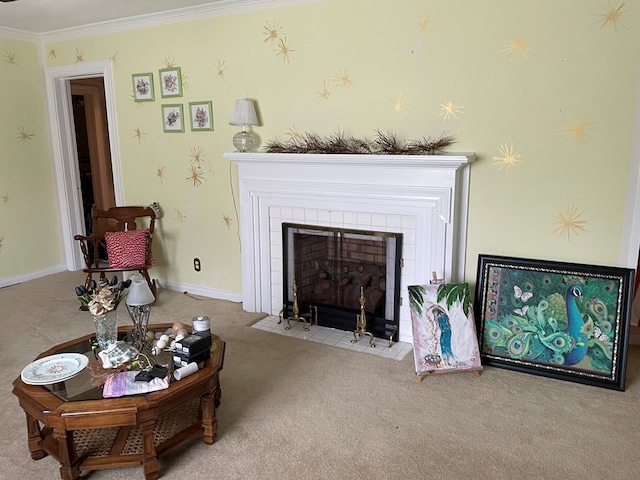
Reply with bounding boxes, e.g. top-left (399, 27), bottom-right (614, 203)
top-left (74, 205), bottom-right (157, 296)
